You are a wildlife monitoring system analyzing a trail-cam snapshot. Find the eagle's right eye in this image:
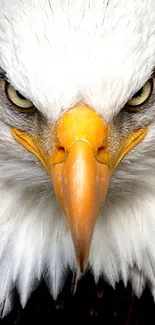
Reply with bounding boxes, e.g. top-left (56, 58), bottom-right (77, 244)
top-left (5, 81), bottom-right (35, 113)
top-left (125, 78), bottom-right (154, 112)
